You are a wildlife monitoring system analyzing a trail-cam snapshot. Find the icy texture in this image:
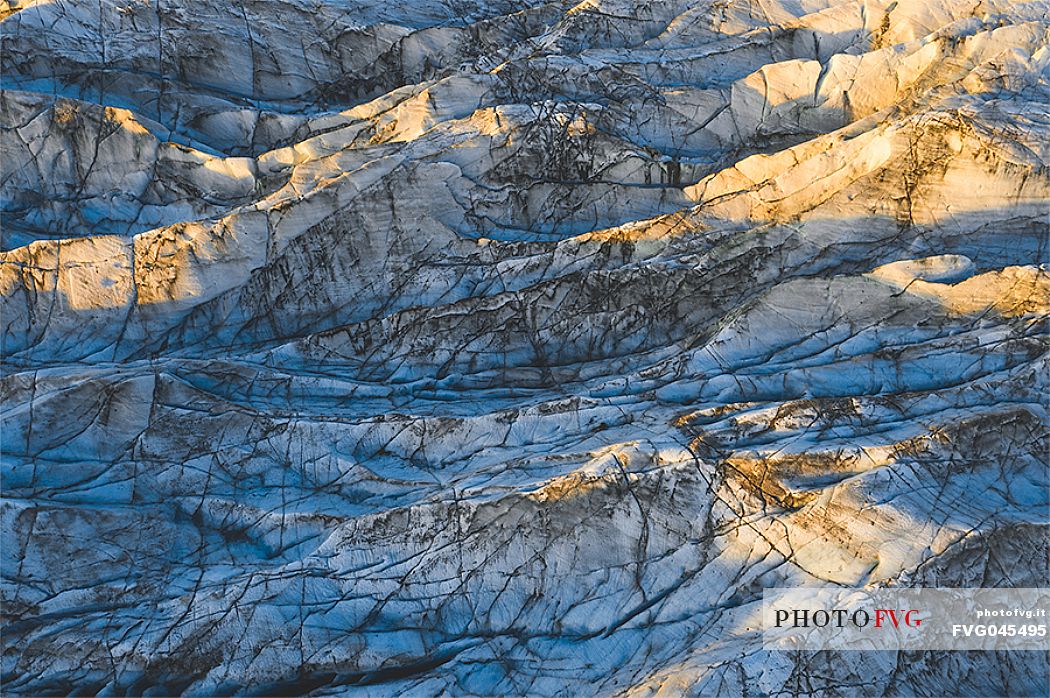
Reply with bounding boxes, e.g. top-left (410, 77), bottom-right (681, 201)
top-left (1, 0), bottom-right (1048, 695)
